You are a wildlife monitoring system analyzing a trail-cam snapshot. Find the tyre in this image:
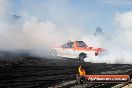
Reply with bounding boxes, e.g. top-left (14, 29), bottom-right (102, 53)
top-left (79, 53), bottom-right (87, 60)
top-left (50, 49), bottom-right (57, 57)
top-left (95, 52), bottom-right (98, 56)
